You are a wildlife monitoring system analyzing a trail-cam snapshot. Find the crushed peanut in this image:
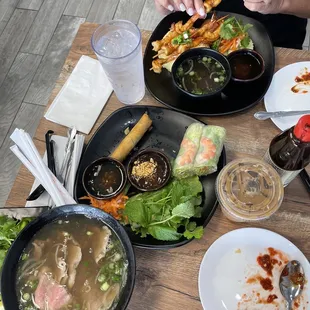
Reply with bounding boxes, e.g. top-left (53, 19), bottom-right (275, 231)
top-left (132, 158), bottom-right (157, 180)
